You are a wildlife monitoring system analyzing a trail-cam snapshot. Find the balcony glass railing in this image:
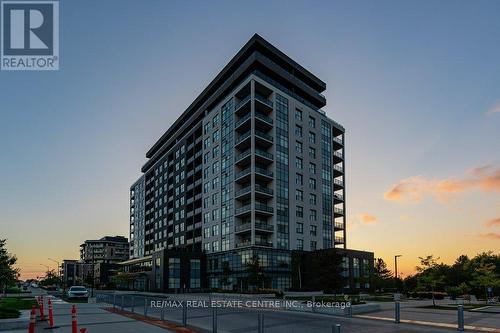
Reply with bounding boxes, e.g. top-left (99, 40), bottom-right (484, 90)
top-left (335, 237), bottom-right (345, 243)
top-left (235, 223), bottom-right (251, 232)
top-left (235, 186), bottom-right (251, 197)
top-left (255, 240), bottom-right (273, 247)
top-left (333, 193), bottom-right (344, 200)
top-left (235, 131), bottom-right (251, 145)
top-left (333, 151), bottom-right (343, 159)
top-left (235, 150), bottom-right (251, 162)
top-left (235, 204), bottom-right (252, 215)
top-left (255, 130), bottom-right (273, 142)
top-left (234, 113), bottom-right (251, 128)
top-left (254, 184), bottom-right (273, 196)
top-left (334, 208), bottom-right (344, 215)
top-left (235, 167), bottom-right (251, 179)
top-left (255, 112), bottom-right (273, 125)
top-left (255, 203), bottom-right (273, 213)
top-left (255, 94), bottom-right (273, 108)
top-left (255, 222), bottom-right (274, 231)
top-left (235, 240), bottom-right (251, 248)
top-left (255, 149), bottom-right (273, 160)
top-left (235, 95), bottom-right (251, 111)
top-left (255, 167), bottom-right (273, 177)
top-left (334, 179), bottom-right (344, 187)
top-left (333, 165), bottom-right (343, 173)
top-left (334, 222), bottom-right (344, 229)
top-left (333, 136), bottom-right (343, 145)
